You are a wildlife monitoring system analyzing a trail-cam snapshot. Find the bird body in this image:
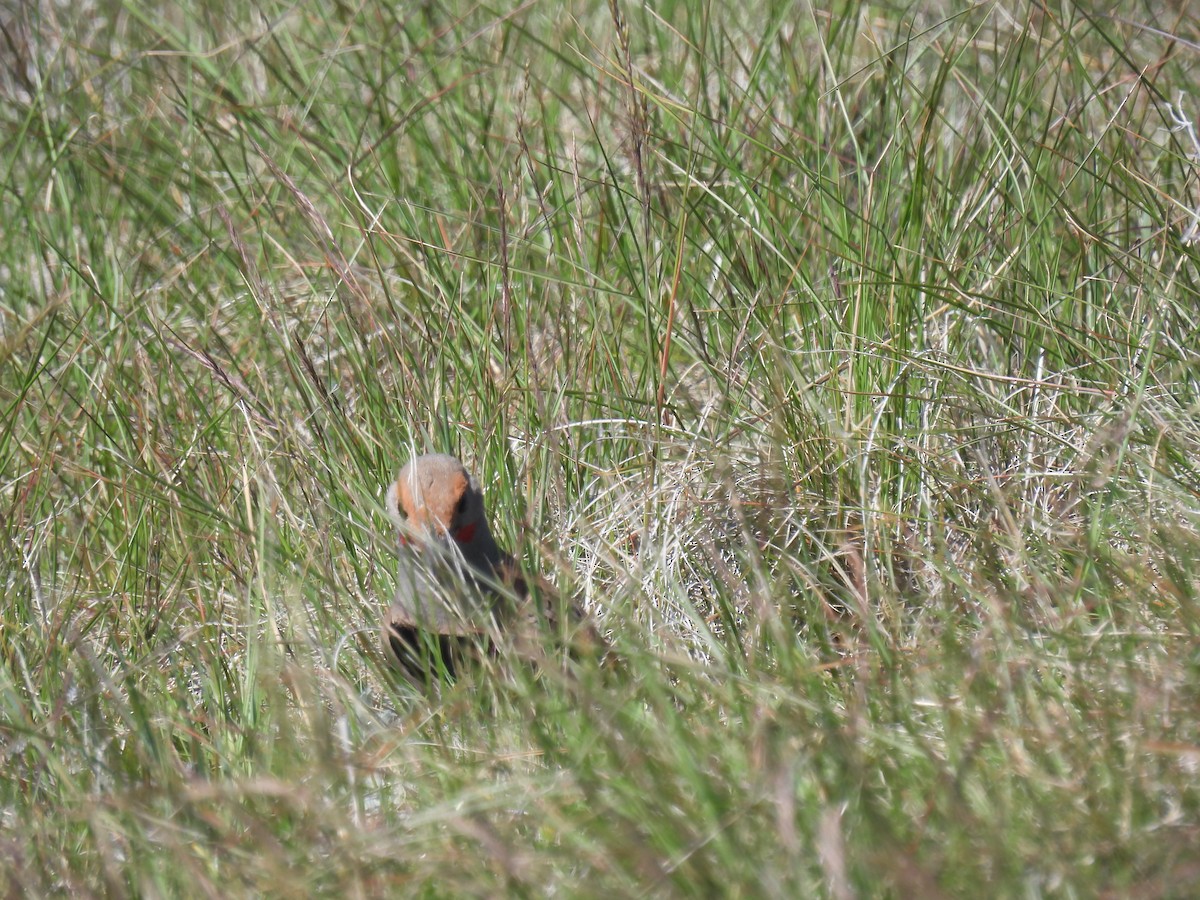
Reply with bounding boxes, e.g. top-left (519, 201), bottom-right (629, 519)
top-left (381, 453), bottom-right (607, 684)
top-left (382, 454), bottom-right (511, 679)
